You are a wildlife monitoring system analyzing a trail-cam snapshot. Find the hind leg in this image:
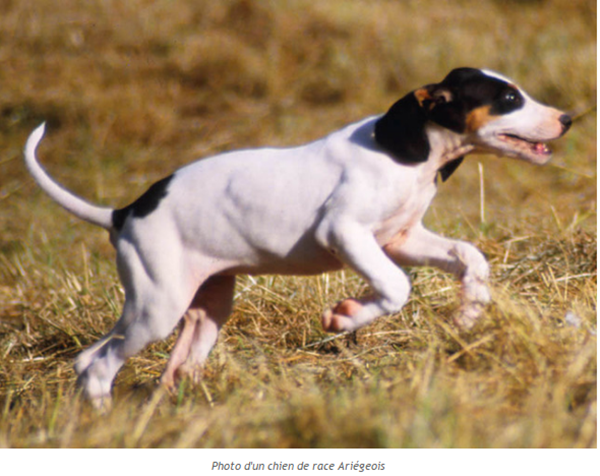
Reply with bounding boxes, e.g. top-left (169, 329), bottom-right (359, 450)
top-left (160, 275), bottom-right (235, 389)
top-left (74, 240), bottom-right (205, 408)
top-left (75, 287), bottom-right (199, 409)
top-left (159, 311), bottom-right (197, 390)
top-left (74, 300), bottom-right (135, 408)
